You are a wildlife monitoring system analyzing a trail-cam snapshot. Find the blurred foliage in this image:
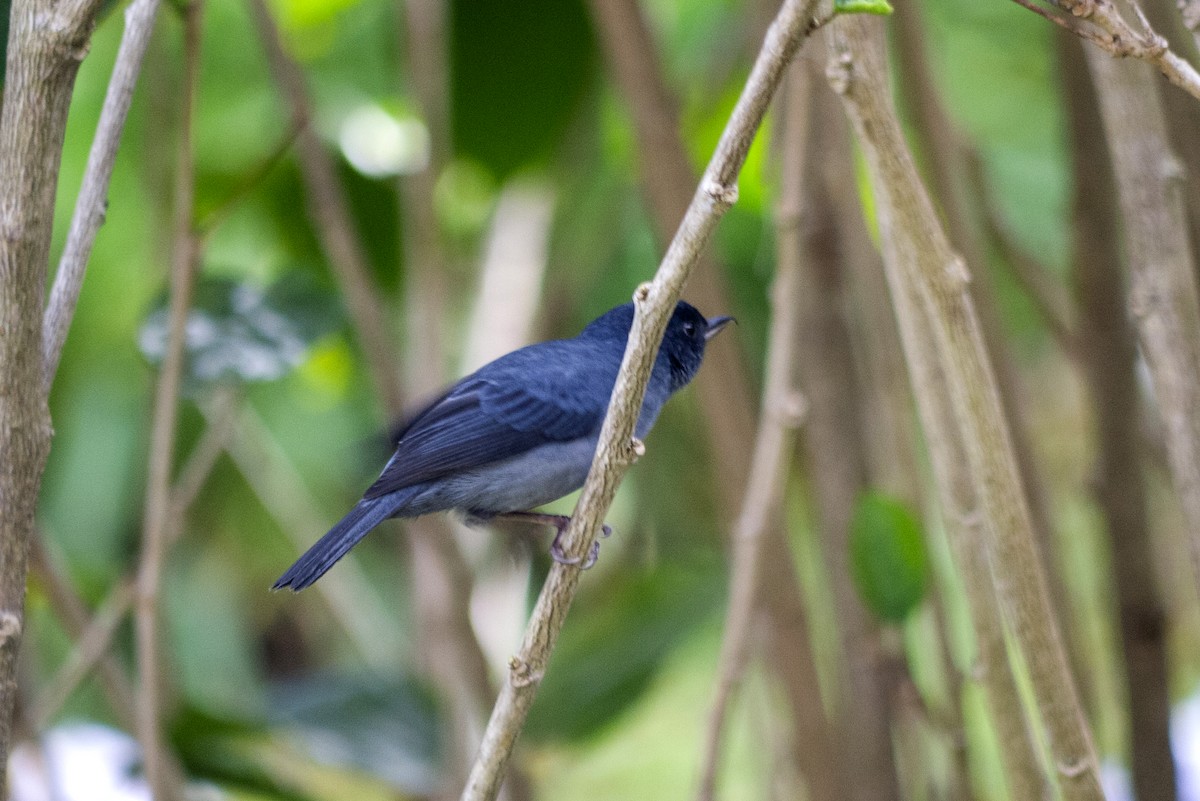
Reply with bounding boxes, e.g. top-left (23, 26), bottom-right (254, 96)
top-left (16, 0), bottom-right (1166, 796)
top-left (850, 492), bottom-right (928, 623)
